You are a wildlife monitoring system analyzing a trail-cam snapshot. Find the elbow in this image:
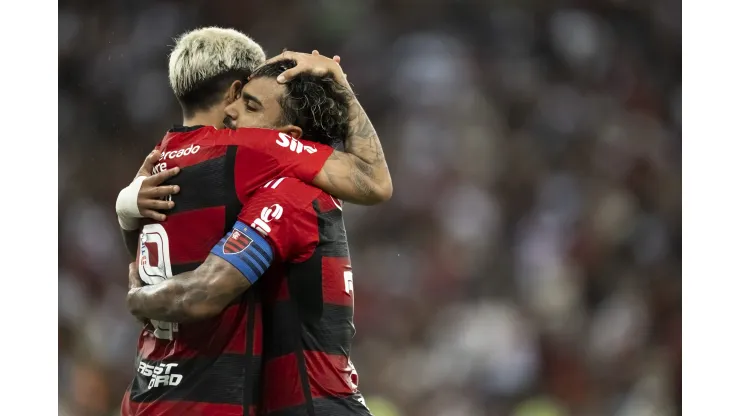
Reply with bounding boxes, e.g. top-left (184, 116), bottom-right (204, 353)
top-left (374, 179), bottom-right (393, 203)
top-left (358, 180), bottom-right (392, 205)
top-left (368, 171), bottom-right (393, 204)
top-left (126, 291), bottom-right (145, 320)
